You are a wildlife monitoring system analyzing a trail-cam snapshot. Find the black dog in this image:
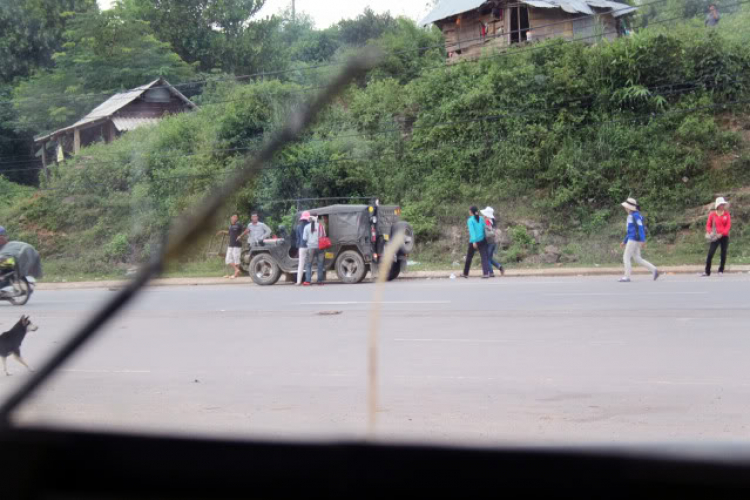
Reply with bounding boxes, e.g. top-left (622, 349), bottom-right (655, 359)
top-left (0, 315), bottom-right (38, 376)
